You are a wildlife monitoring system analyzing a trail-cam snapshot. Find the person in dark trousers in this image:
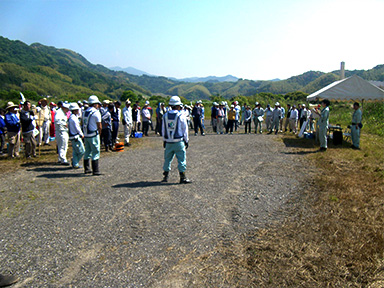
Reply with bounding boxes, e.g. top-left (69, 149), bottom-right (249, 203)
top-left (110, 102), bottom-right (120, 145)
top-left (0, 108), bottom-right (6, 155)
top-left (191, 101), bottom-right (205, 136)
top-left (101, 103), bottom-right (113, 152)
top-left (243, 106), bottom-right (252, 134)
top-left (19, 101), bottom-right (37, 158)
